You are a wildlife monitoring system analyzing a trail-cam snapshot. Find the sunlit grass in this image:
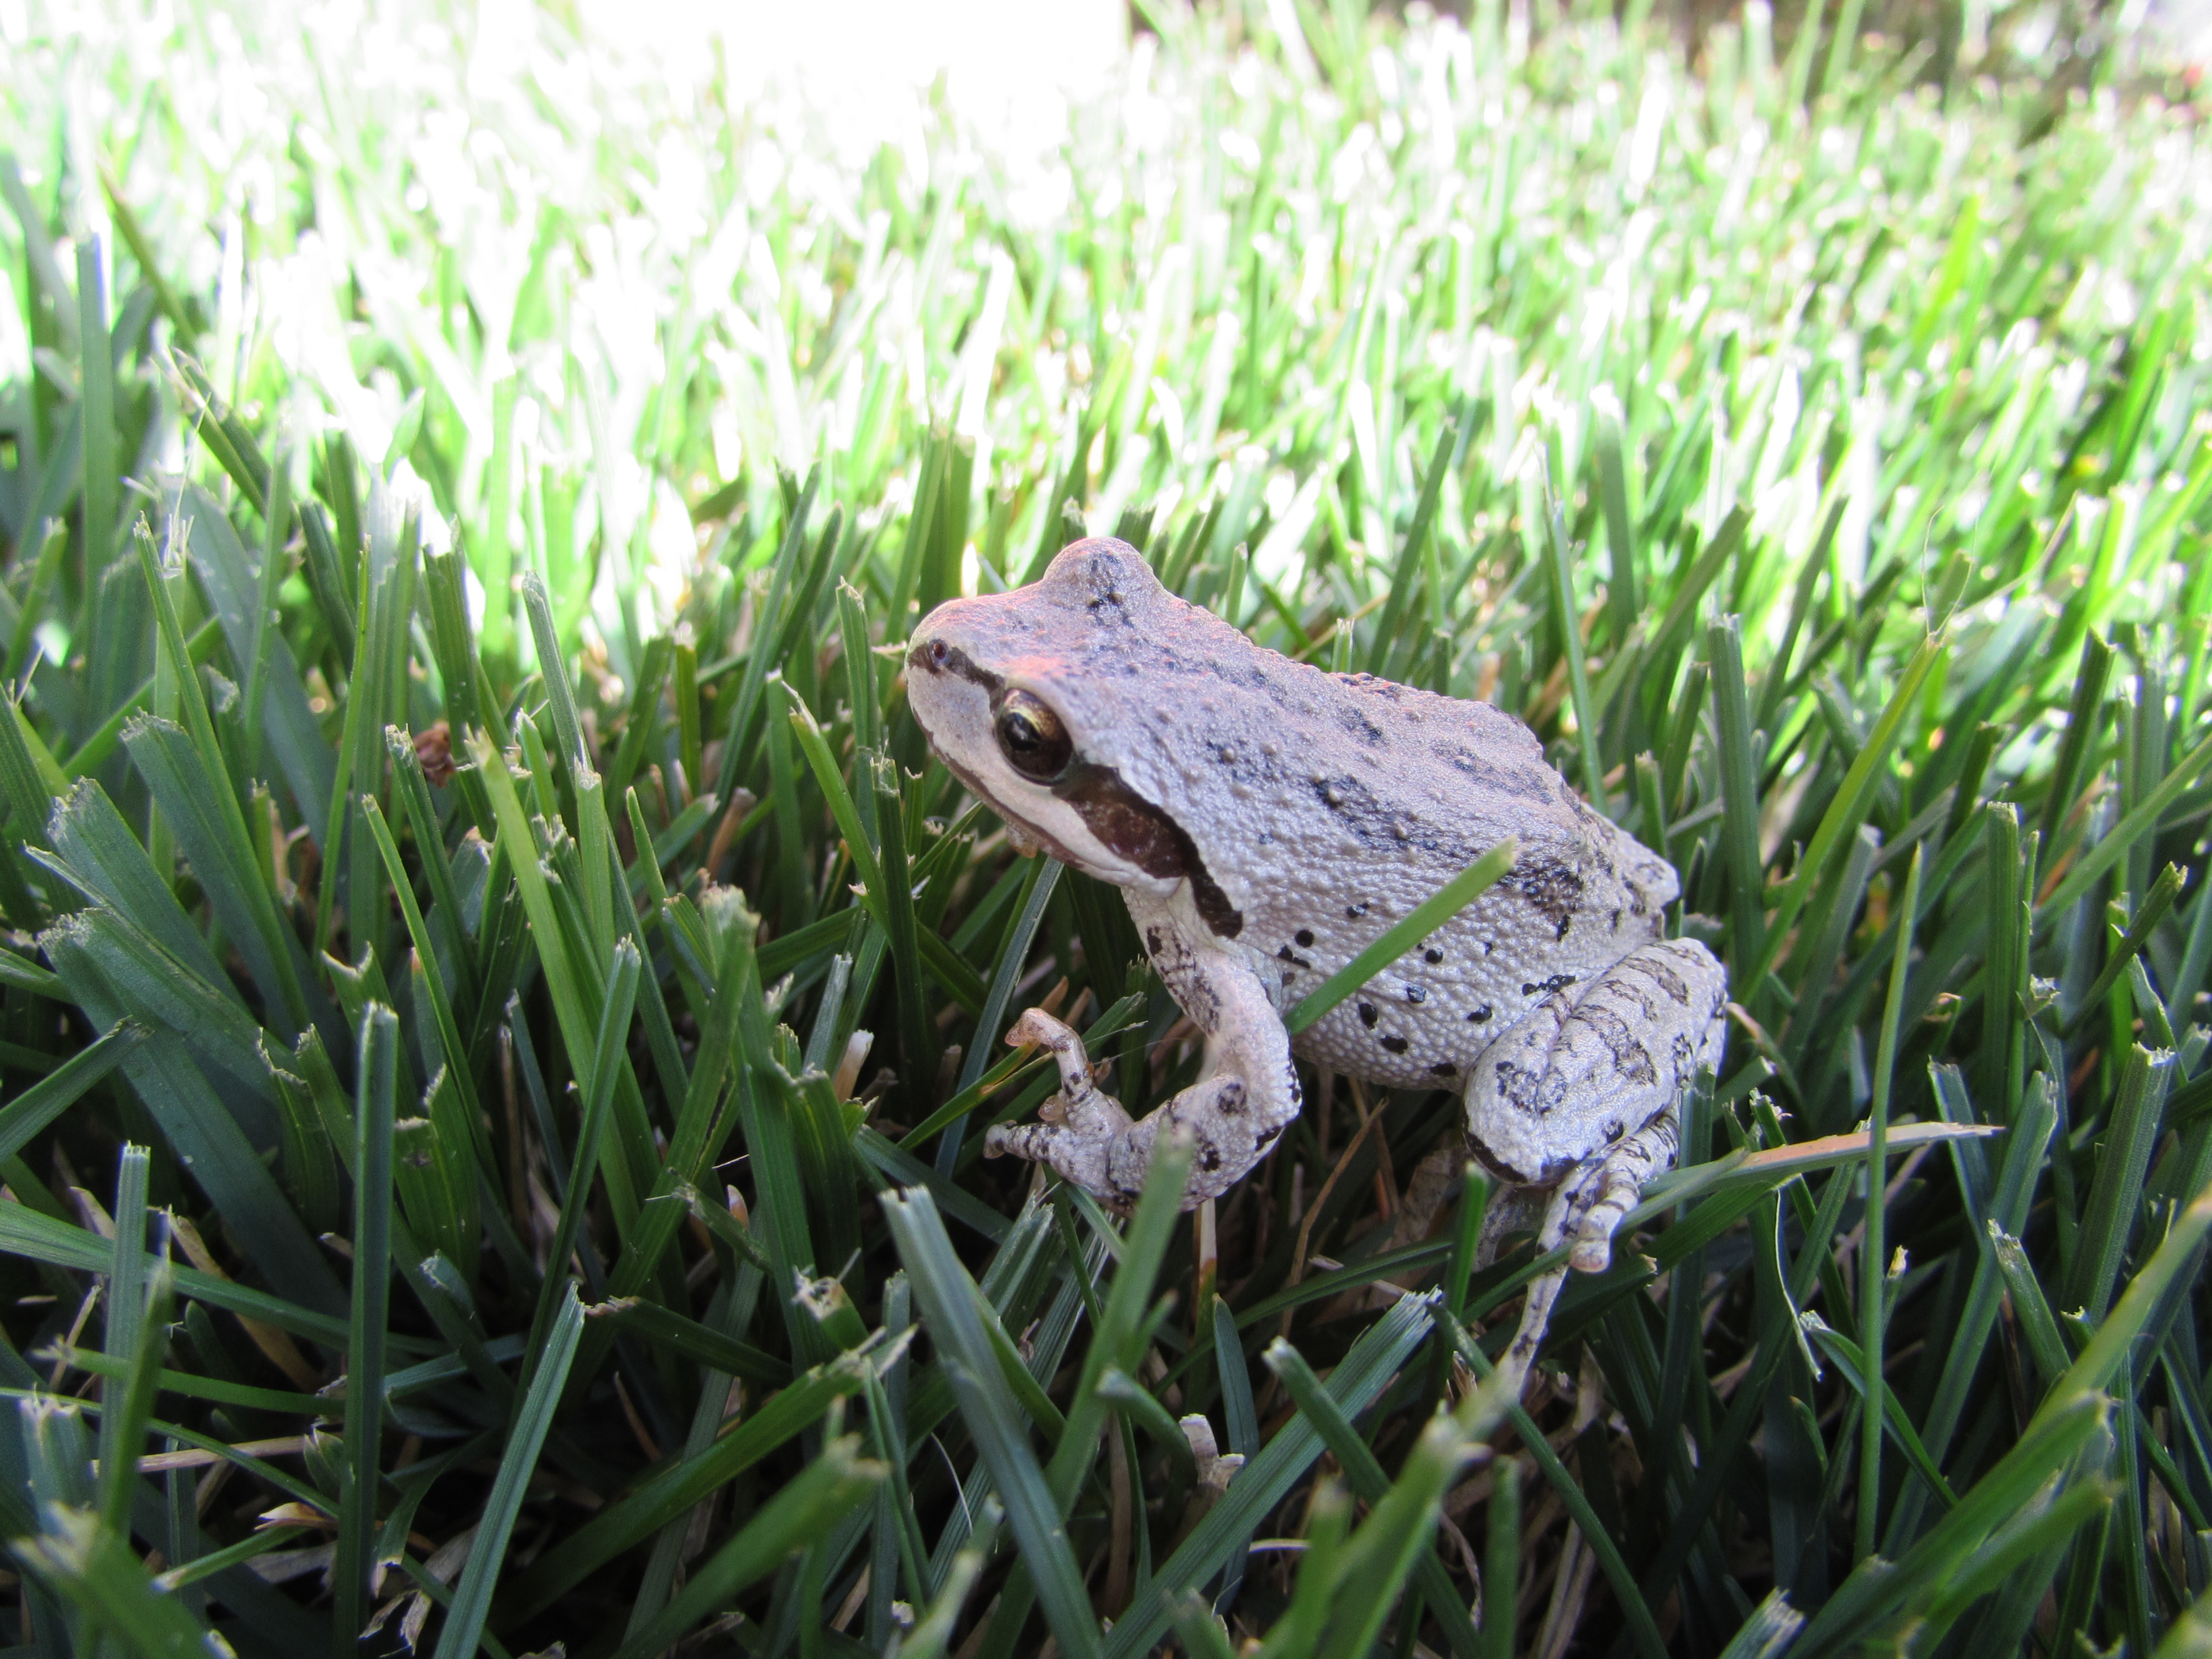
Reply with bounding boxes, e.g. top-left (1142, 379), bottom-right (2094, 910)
top-left (1, 0), bottom-right (2209, 1654)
